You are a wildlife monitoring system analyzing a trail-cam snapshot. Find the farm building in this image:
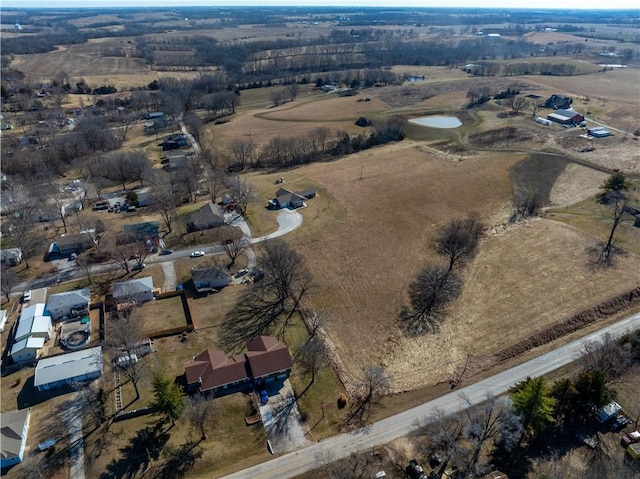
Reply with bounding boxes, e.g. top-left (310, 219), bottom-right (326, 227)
top-left (187, 202), bottom-right (225, 232)
top-left (14, 303), bottom-right (52, 342)
top-left (0, 408), bottom-right (31, 468)
top-left (33, 346), bottom-right (103, 392)
top-left (112, 277), bottom-right (154, 304)
top-left (547, 108), bottom-right (584, 125)
top-left (184, 336), bottom-right (293, 396)
top-left (535, 117), bottom-right (552, 126)
top-left (191, 266), bottom-right (231, 292)
top-left (9, 336), bottom-right (45, 363)
top-left (0, 248), bottom-right (23, 266)
top-left (587, 127), bottom-right (612, 138)
top-left (46, 288), bottom-right (90, 322)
